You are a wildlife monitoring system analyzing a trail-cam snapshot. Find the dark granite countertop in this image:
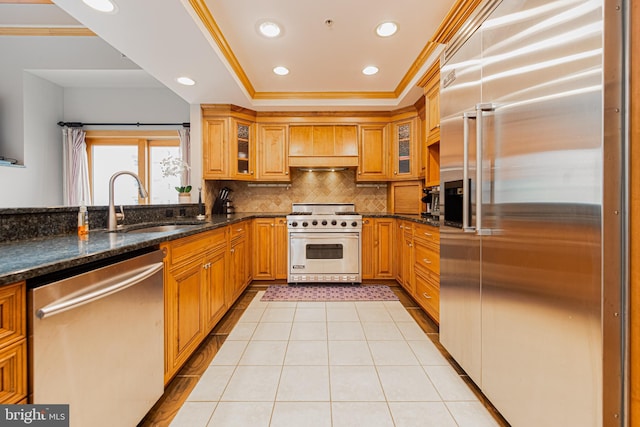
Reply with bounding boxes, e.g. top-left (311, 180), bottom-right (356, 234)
top-left (0, 211), bottom-right (433, 286)
top-left (0, 214), bottom-right (264, 286)
top-left (361, 213), bottom-right (441, 228)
